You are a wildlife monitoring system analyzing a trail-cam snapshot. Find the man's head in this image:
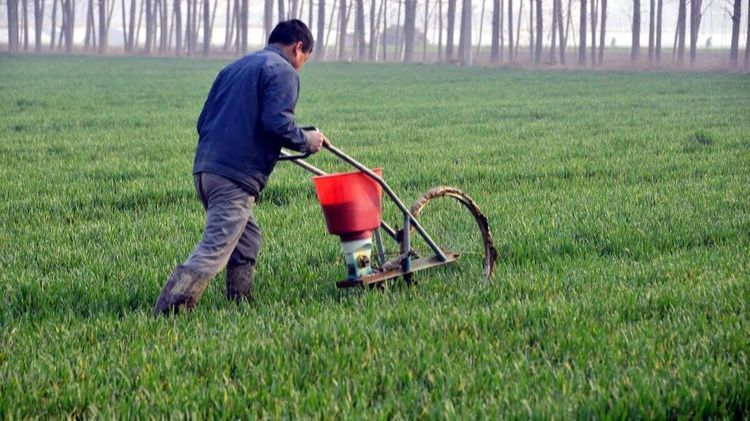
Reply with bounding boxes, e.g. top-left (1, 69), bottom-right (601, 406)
top-left (268, 19), bottom-right (314, 71)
